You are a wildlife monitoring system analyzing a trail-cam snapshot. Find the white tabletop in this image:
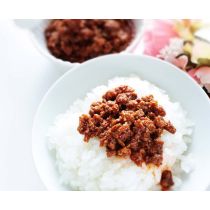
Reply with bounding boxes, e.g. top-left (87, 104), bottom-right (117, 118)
top-left (0, 20), bottom-right (70, 190)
